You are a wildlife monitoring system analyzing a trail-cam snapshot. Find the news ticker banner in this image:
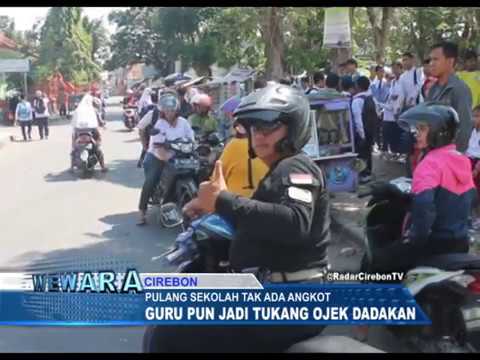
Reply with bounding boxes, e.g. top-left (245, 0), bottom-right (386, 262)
top-left (0, 271), bottom-right (431, 326)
